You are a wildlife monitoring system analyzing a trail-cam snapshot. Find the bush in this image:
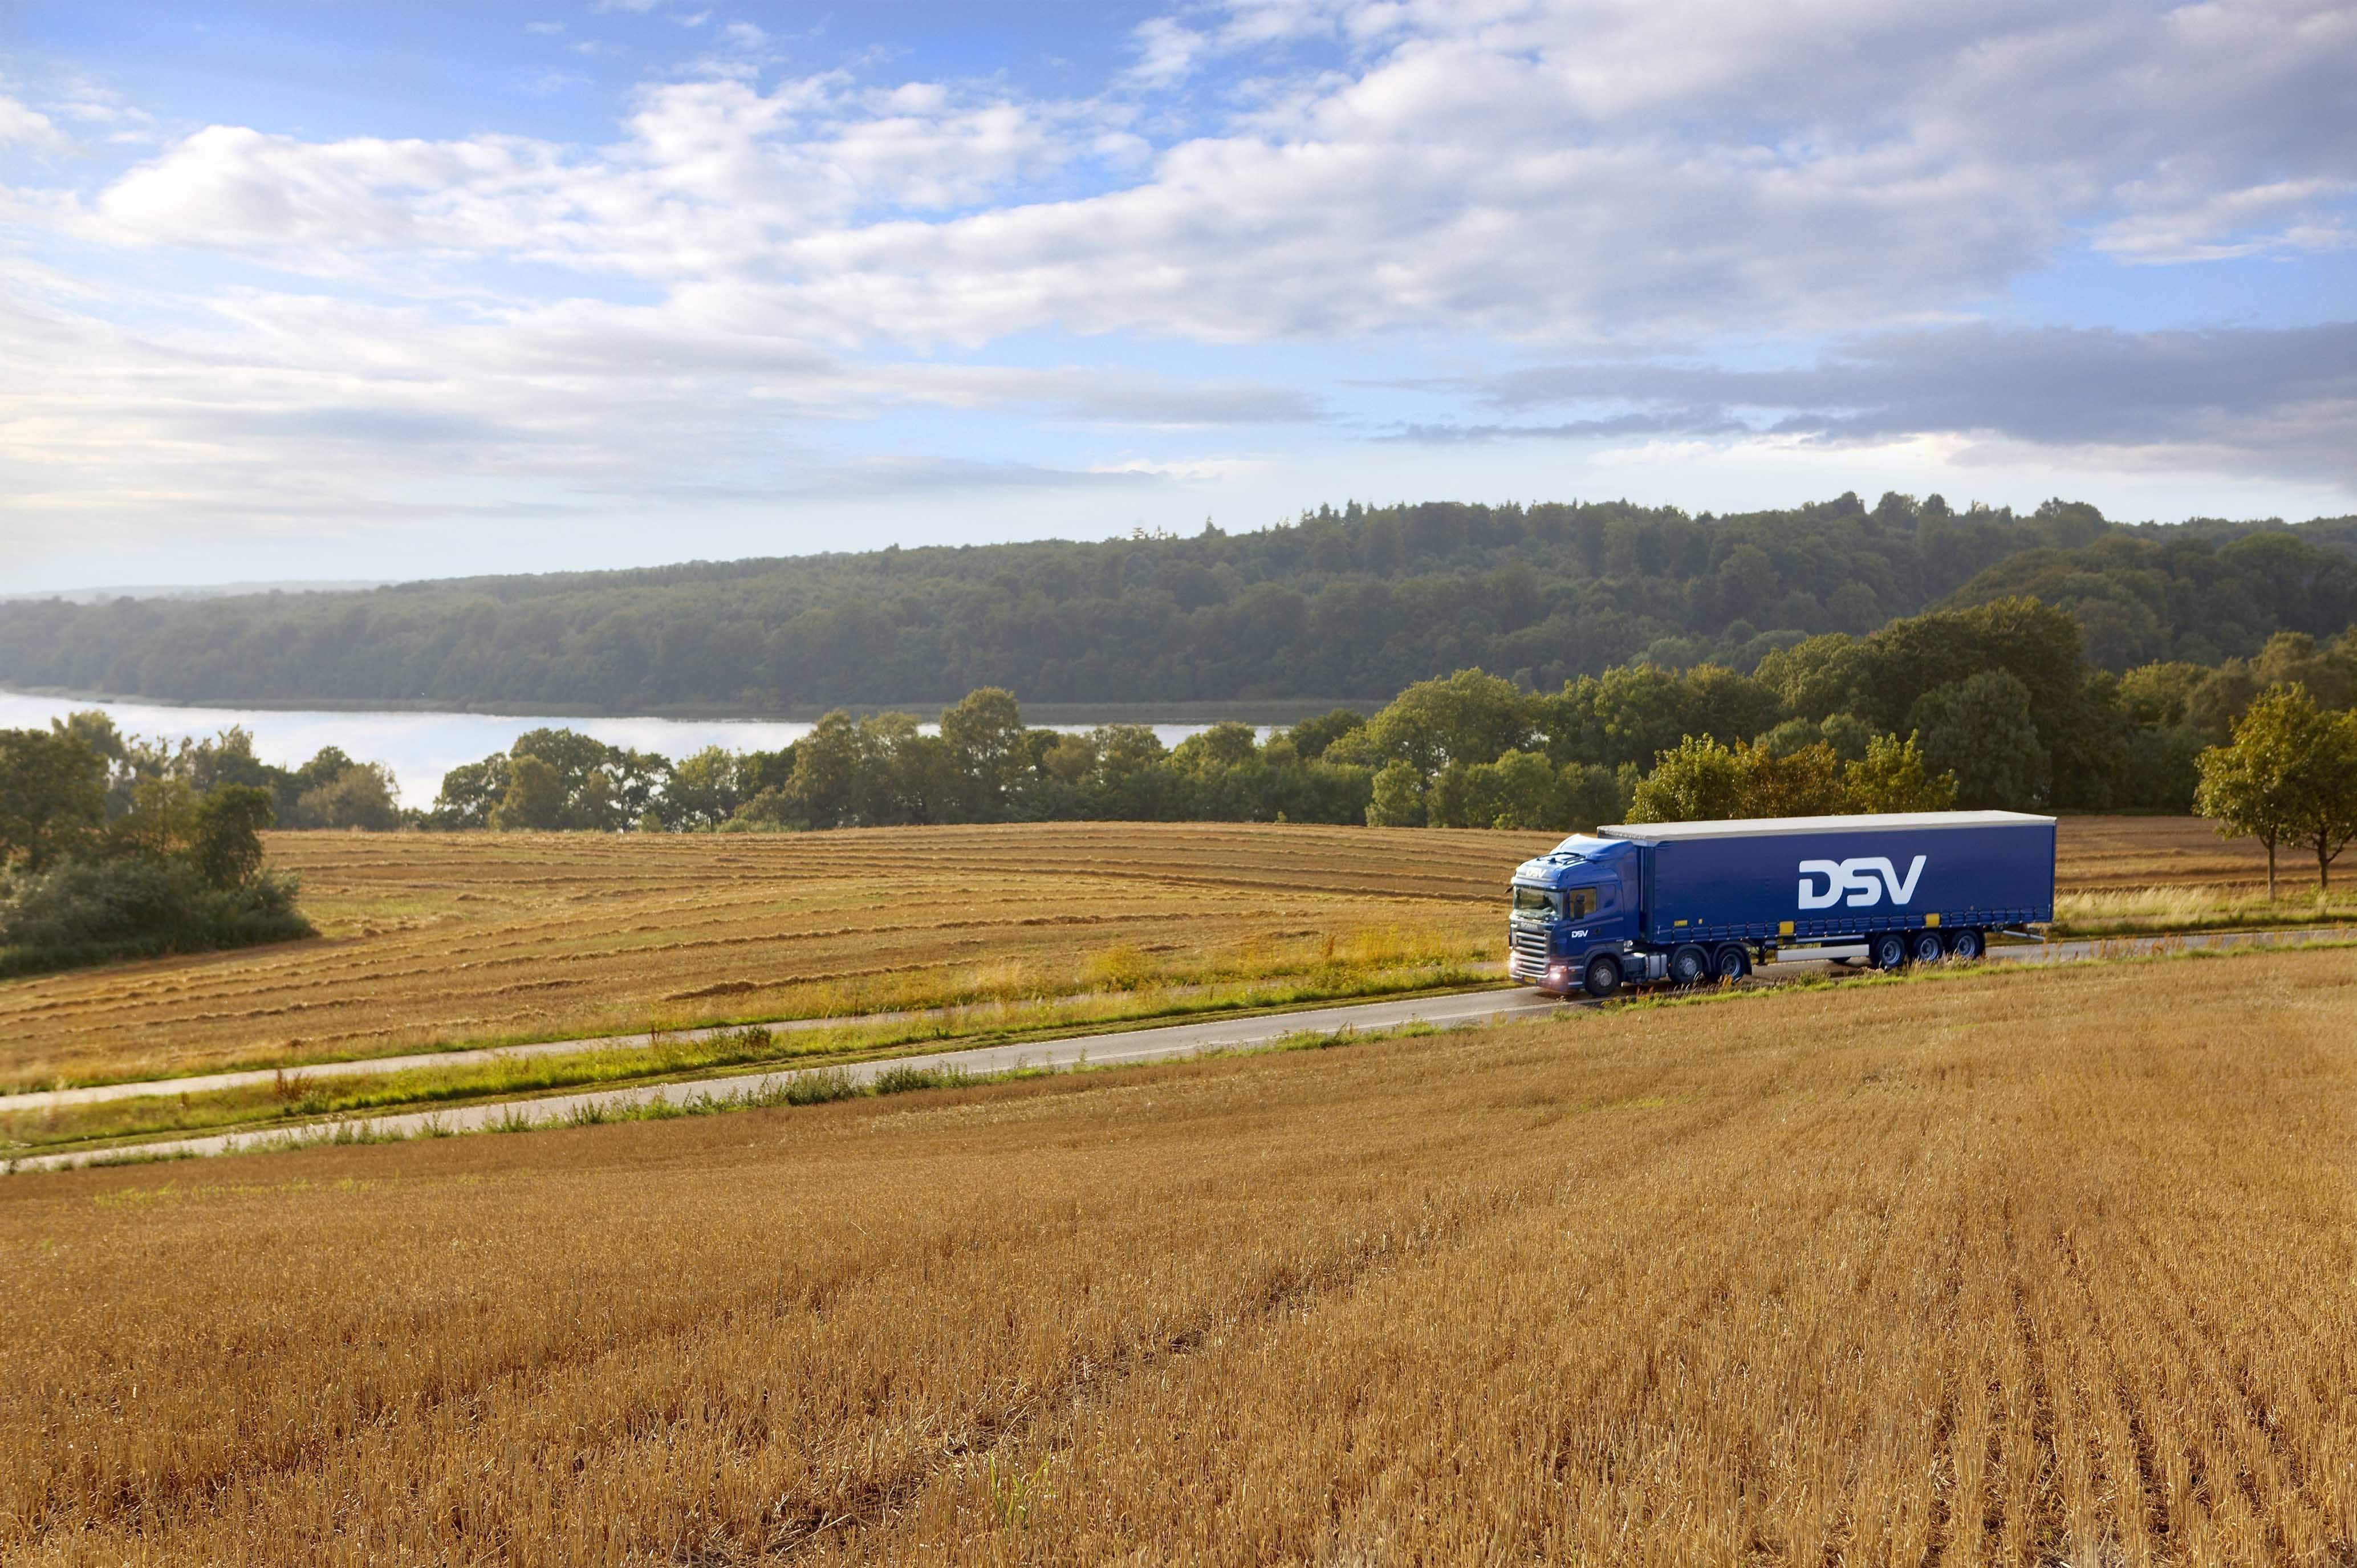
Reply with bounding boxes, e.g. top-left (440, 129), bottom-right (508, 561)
top-left (0, 859), bottom-right (314, 978)
top-left (872, 1063), bottom-right (973, 1095)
